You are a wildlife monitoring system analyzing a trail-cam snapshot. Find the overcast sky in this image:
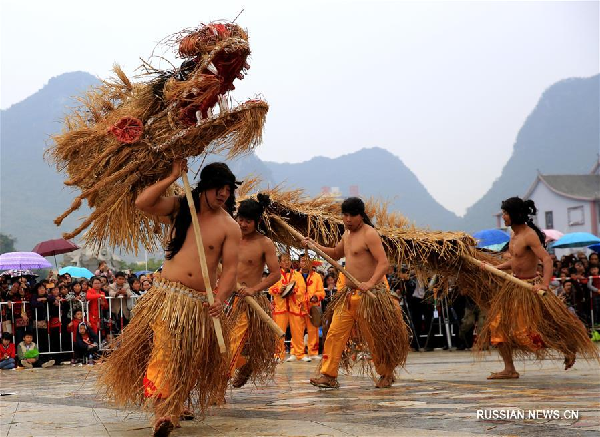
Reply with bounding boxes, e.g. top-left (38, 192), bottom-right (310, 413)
top-left (1, 1), bottom-right (598, 216)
